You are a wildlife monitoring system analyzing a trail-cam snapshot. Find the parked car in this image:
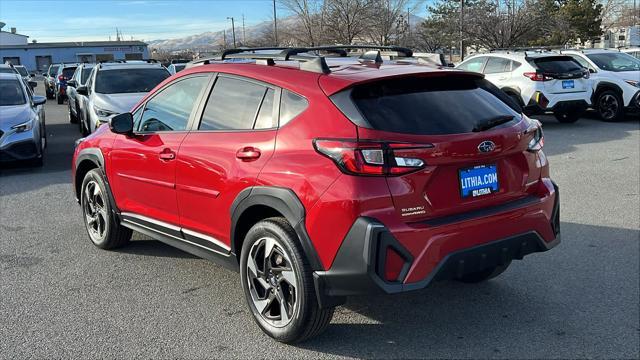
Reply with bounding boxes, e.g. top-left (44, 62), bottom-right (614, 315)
top-left (77, 61), bottom-right (170, 134)
top-left (0, 72), bottom-right (47, 166)
top-left (167, 63), bottom-right (186, 75)
top-left (560, 49), bottom-right (640, 121)
top-left (0, 63), bottom-right (19, 75)
top-left (54, 63), bottom-right (79, 104)
top-left (43, 64), bottom-right (60, 100)
top-left (66, 63), bottom-right (95, 135)
top-left (620, 47), bottom-right (640, 59)
top-left (72, 47), bottom-right (560, 343)
top-left (457, 51), bottom-right (592, 123)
